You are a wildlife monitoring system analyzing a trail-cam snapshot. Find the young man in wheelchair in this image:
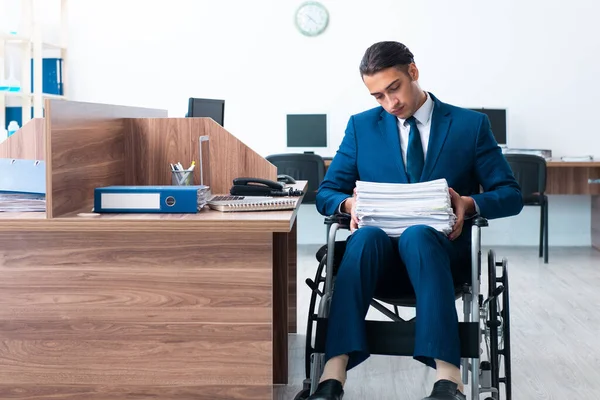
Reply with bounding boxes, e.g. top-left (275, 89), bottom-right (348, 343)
top-left (308, 41), bottom-right (523, 400)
